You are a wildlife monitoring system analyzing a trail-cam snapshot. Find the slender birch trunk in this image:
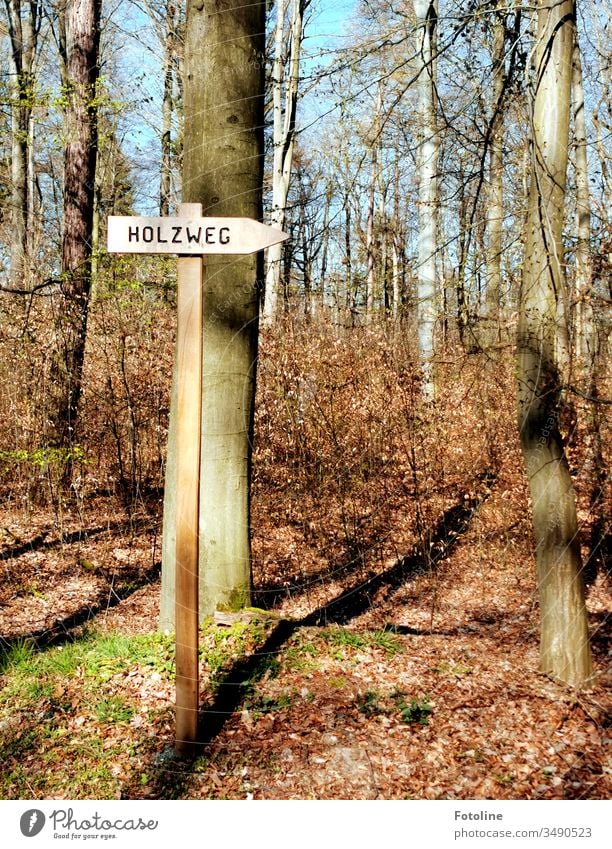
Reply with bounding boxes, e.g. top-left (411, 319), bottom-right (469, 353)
top-left (518, 0), bottom-right (592, 687)
top-left (382, 218), bottom-right (390, 316)
top-left (160, 0), bottom-right (266, 626)
top-left (319, 181), bottom-right (332, 310)
top-left (414, 0), bottom-right (439, 400)
top-left (591, 109), bottom-right (609, 210)
top-left (160, 1), bottom-right (176, 216)
top-left (392, 241), bottom-right (400, 321)
top-left (263, 0), bottom-right (305, 324)
top-left (391, 151), bottom-right (402, 320)
top-left (344, 192), bottom-right (353, 321)
top-left (485, 8), bottom-right (506, 343)
top-left (365, 141), bottom-right (377, 321)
